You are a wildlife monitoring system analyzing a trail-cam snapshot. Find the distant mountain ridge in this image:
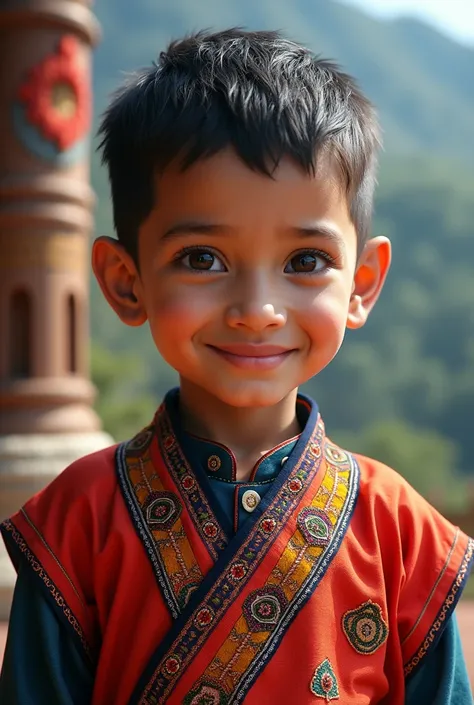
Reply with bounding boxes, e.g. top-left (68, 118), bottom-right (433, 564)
top-left (92, 0), bottom-right (474, 160)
